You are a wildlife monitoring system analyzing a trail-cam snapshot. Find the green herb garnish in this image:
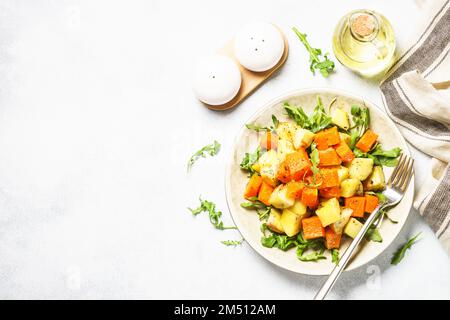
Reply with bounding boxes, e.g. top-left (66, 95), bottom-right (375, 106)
top-left (292, 27), bottom-right (335, 77)
top-left (245, 123), bottom-right (271, 132)
top-left (353, 145), bottom-right (401, 167)
top-left (221, 239), bottom-right (244, 246)
top-left (331, 249), bottom-right (340, 266)
top-left (366, 226), bottom-right (383, 242)
top-left (284, 97), bottom-right (332, 133)
top-left (241, 197), bottom-right (271, 220)
top-left (306, 142), bottom-right (322, 187)
top-left (272, 115), bottom-right (280, 128)
top-left (188, 198), bottom-right (236, 230)
top-left (298, 250), bottom-right (327, 262)
top-left (261, 233), bottom-right (298, 251)
top-left (295, 234), bottom-right (327, 262)
top-left (349, 105), bottom-right (370, 149)
top-left (246, 115), bottom-right (279, 132)
top-left (187, 140), bottom-right (221, 171)
top-left (391, 232), bottom-right (422, 265)
top-left (240, 146), bottom-right (261, 175)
